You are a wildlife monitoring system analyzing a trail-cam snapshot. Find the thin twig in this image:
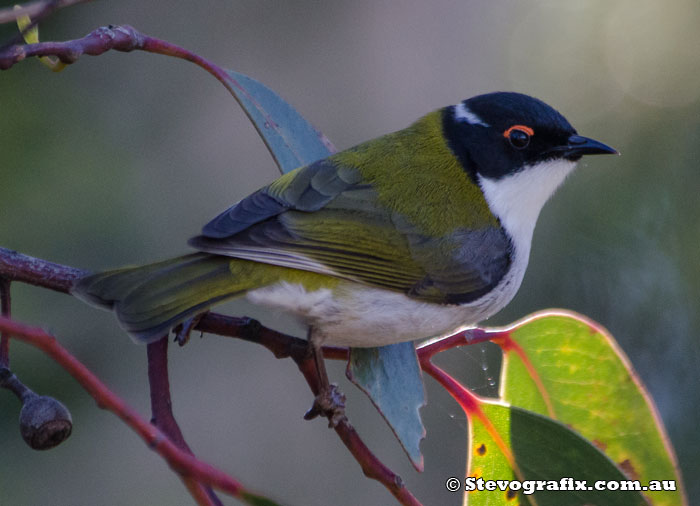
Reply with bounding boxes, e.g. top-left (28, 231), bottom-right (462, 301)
top-left (0, 0), bottom-right (93, 52)
top-left (0, 24), bottom-right (336, 163)
top-left (147, 337), bottom-right (224, 506)
top-left (291, 344), bottom-right (422, 505)
top-left (0, 316), bottom-right (264, 501)
top-left (147, 337), bottom-right (191, 449)
top-left (0, 247), bottom-right (85, 293)
top-left (0, 278), bottom-right (11, 367)
top-left (196, 314), bottom-right (422, 504)
top-left (0, 366), bottom-right (32, 401)
top-left (0, 0), bottom-right (92, 25)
